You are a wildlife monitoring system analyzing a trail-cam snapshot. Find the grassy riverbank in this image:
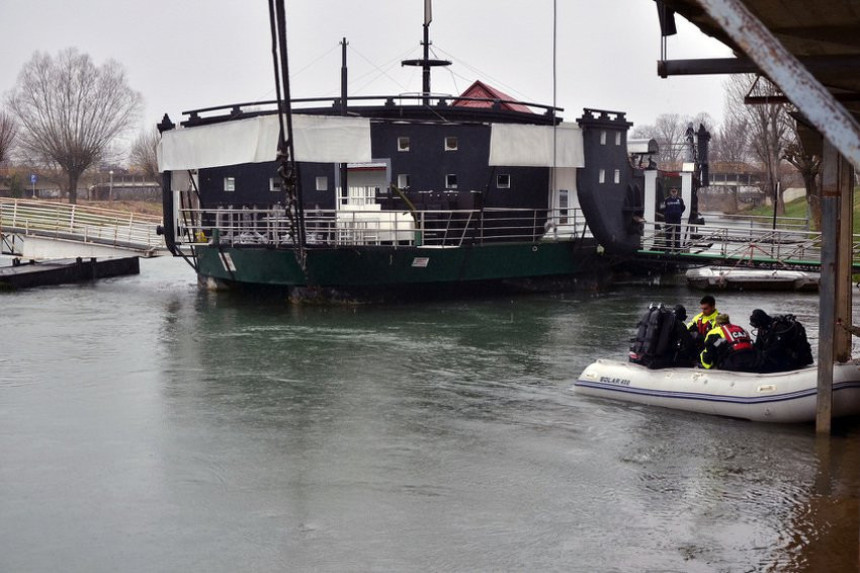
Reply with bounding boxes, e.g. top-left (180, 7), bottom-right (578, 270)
top-left (743, 188), bottom-right (860, 233)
